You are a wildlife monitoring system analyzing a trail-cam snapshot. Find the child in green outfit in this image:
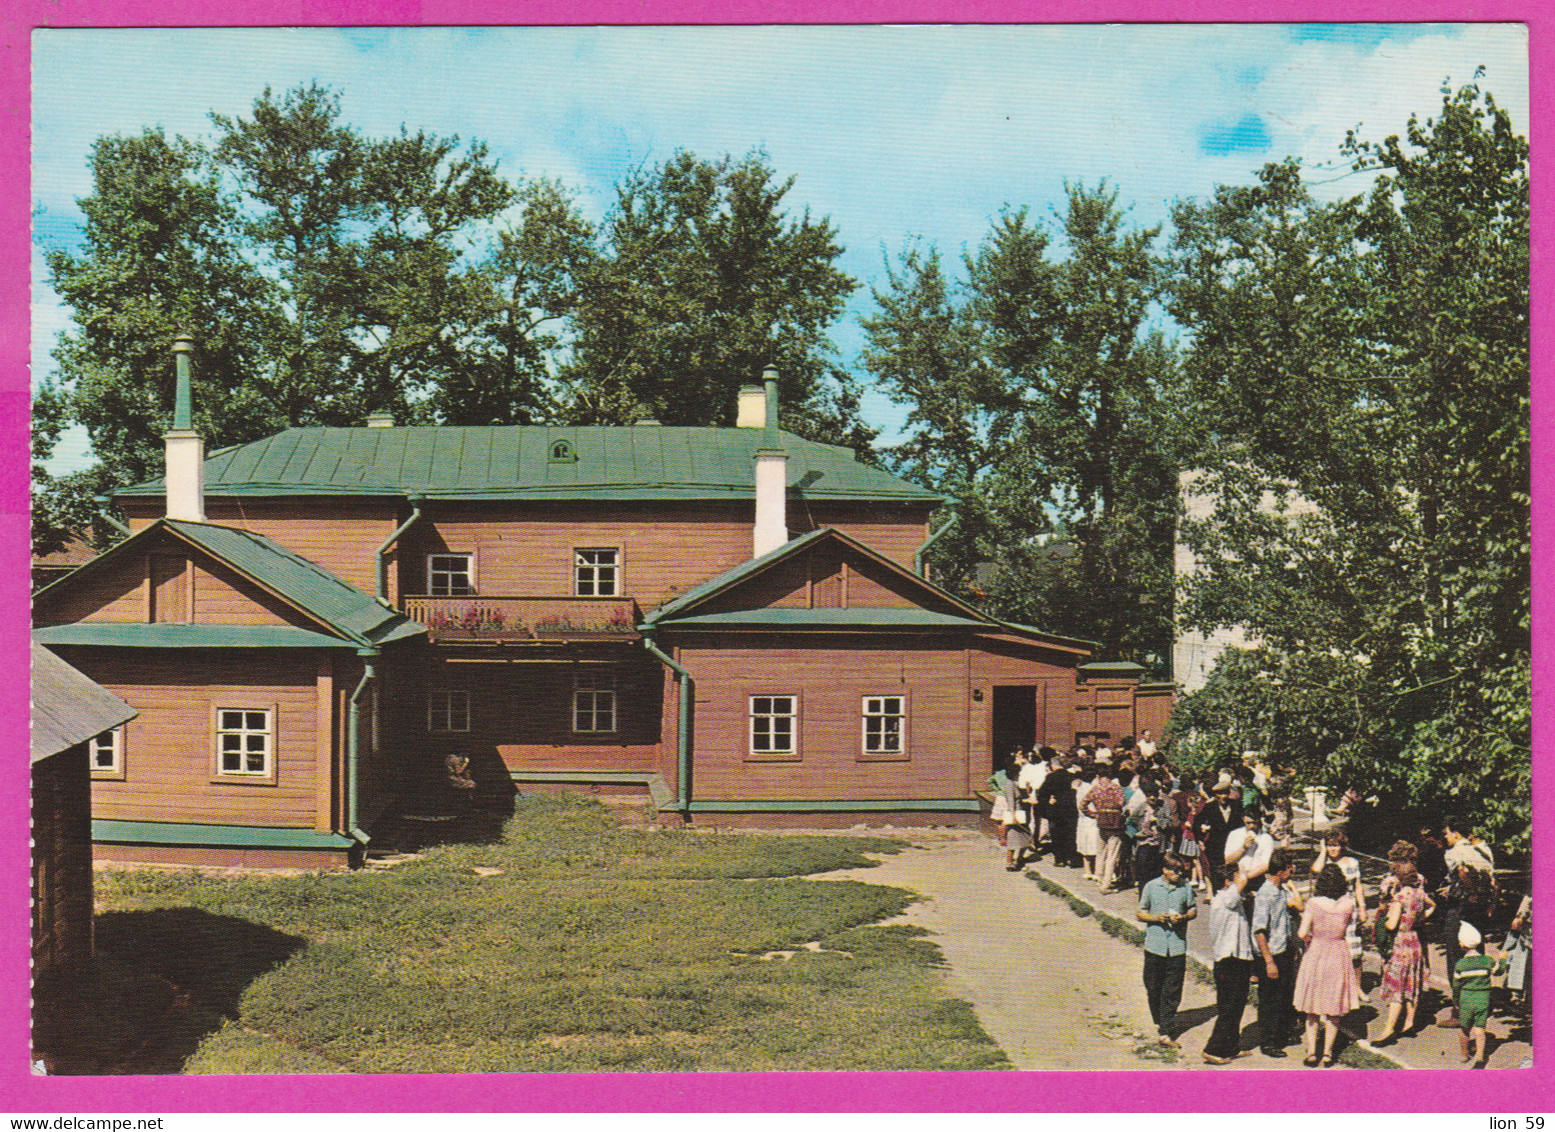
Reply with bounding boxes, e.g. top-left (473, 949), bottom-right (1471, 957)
top-left (1453, 921), bottom-right (1507, 1068)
